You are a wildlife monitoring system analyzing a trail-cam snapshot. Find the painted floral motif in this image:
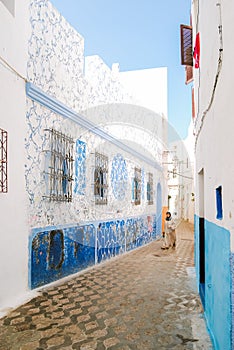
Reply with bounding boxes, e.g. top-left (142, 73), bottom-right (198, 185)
top-left (111, 154), bottom-right (128, 201)
top-left (74, 140), bottom-right (86, 195)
